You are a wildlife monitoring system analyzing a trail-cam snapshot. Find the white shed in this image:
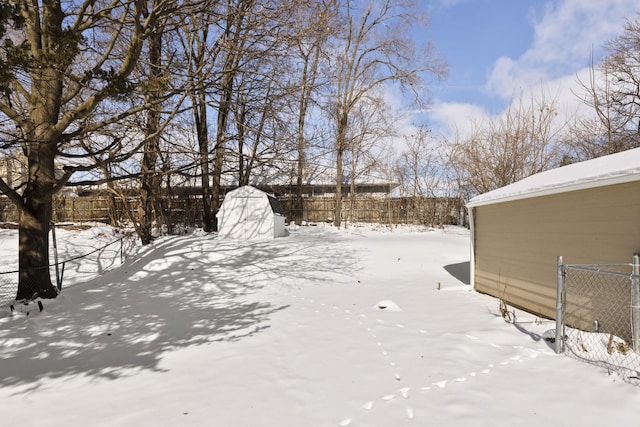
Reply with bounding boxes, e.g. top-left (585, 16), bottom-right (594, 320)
top-left (216, 186), bottom-right (286, 240)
